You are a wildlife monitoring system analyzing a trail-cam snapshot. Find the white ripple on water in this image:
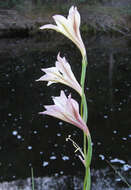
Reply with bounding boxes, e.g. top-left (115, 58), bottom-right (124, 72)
top-left (110, 158), bottom-right (126, 164)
